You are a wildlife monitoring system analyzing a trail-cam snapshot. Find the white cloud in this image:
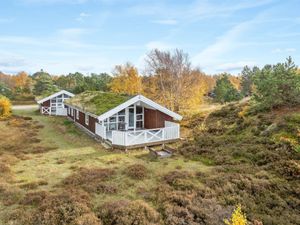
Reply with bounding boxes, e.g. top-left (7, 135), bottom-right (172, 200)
top-left (216, 61), bottom-right (257, 72)
top-left (271, 48), bottom-right (296, 53)
top-left (58, 28), bottom-right (87, 38)
top-left (76, 12), bottom-right (91, 22)
top-left (151, 19), bottom-right (177, 25)
top-left (192, 19), bottom-right (254, 67)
